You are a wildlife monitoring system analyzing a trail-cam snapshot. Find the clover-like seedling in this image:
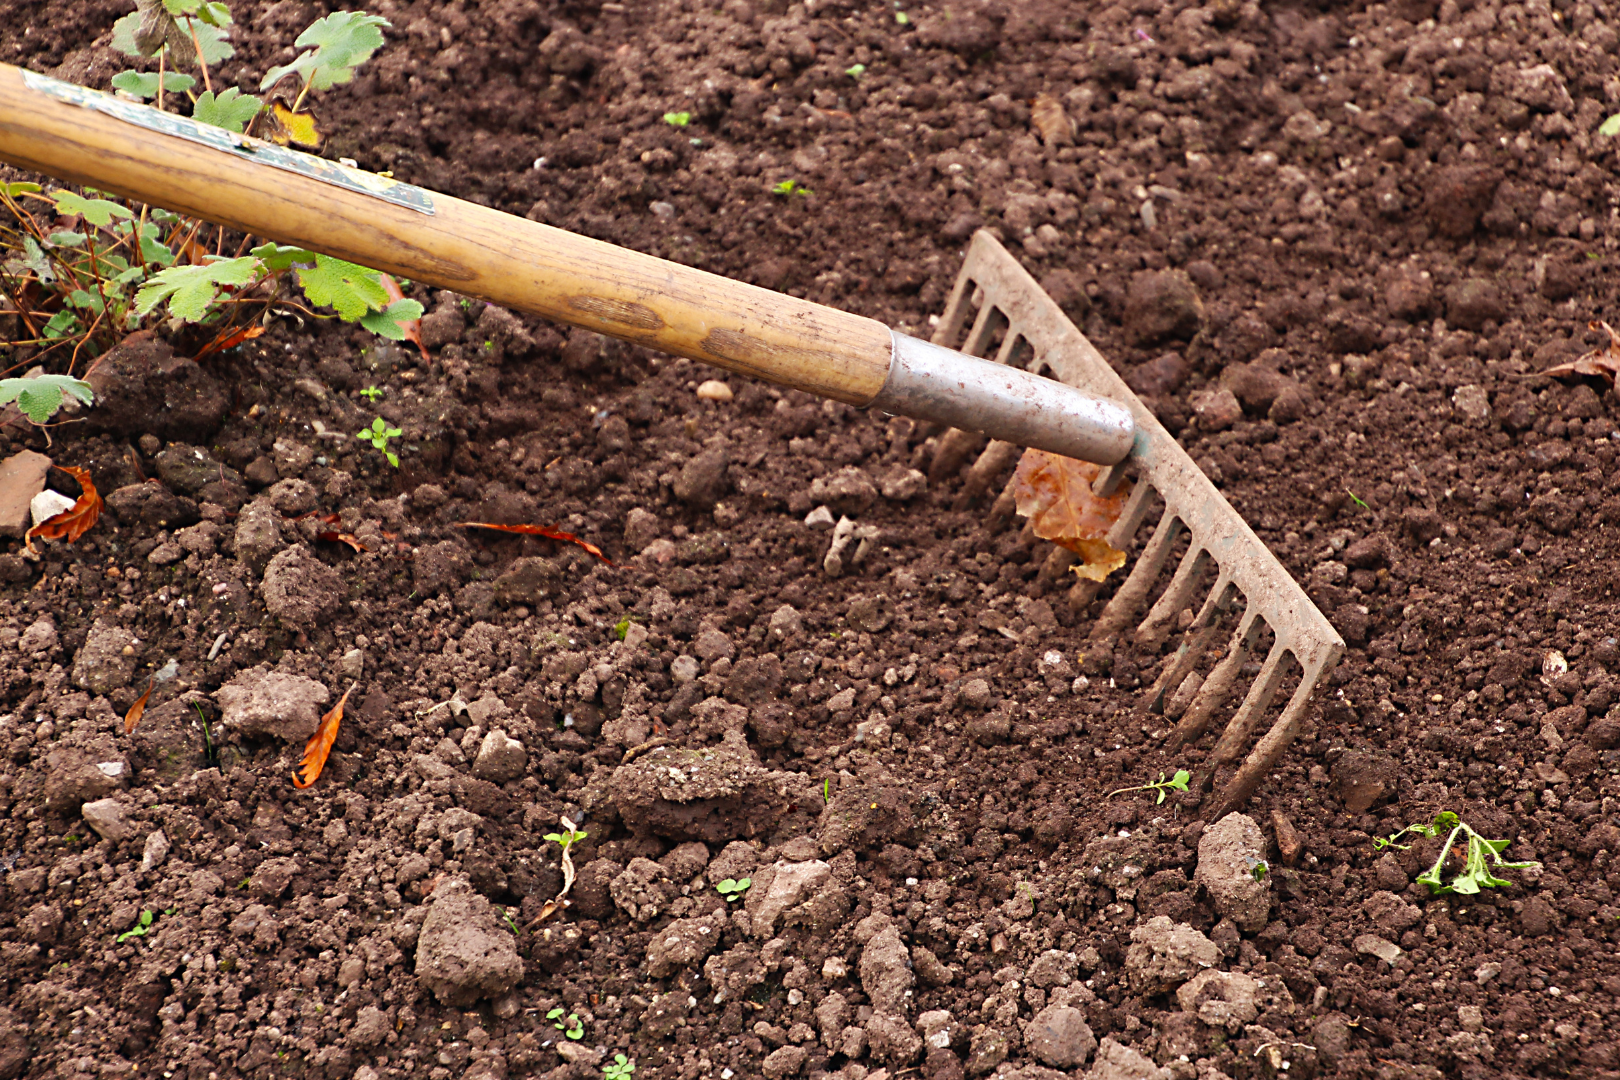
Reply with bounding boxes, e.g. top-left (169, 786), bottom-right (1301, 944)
top-left (547, 1008), bottom-right (584, 1040)
top-left (0, 374), bottom-right (94, 425)
top-left (1372, 811), bottom-right (1540, 895)
top-left (663, 111), bottom-right (691, 127)
top-left (357, 417), bottom-right (403, 467)
top-left (1107, 769), bottom-right (1191, 805)
top-left (716, 877), bottom-right (752, 902)
top-left (117, 909), bottom-right (157, 943)
top-left (772, 179), bottom-right (811, 196)
top-left (603, 1054), bottom-right (635, 1080)
top-left (360, 385), bottom-right (384, 401)
top-left (544, 827), bottom-right (588, 854)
